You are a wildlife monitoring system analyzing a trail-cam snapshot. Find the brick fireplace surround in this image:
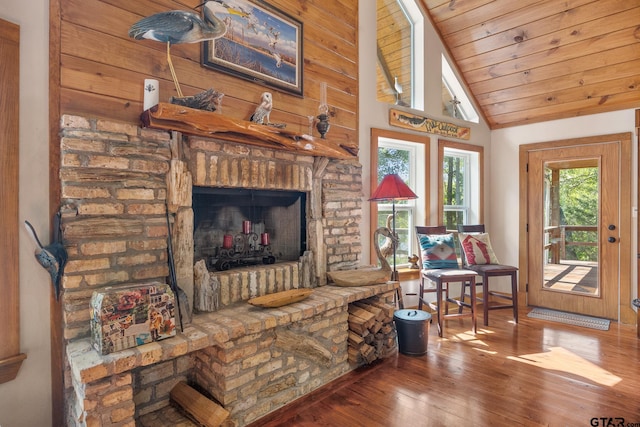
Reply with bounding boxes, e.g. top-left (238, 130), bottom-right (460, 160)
top-left (59, 115), bottom-right (398, 426)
